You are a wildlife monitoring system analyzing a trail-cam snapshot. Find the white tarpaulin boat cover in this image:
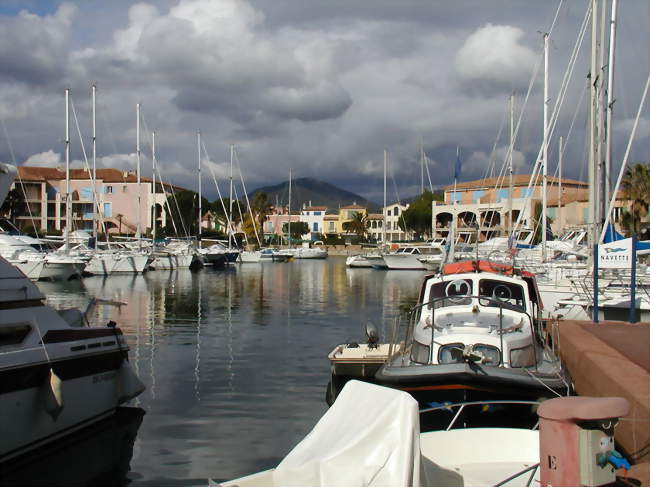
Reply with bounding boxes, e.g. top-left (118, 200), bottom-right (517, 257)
top-left (272, 380), bottom-right (425, 487)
